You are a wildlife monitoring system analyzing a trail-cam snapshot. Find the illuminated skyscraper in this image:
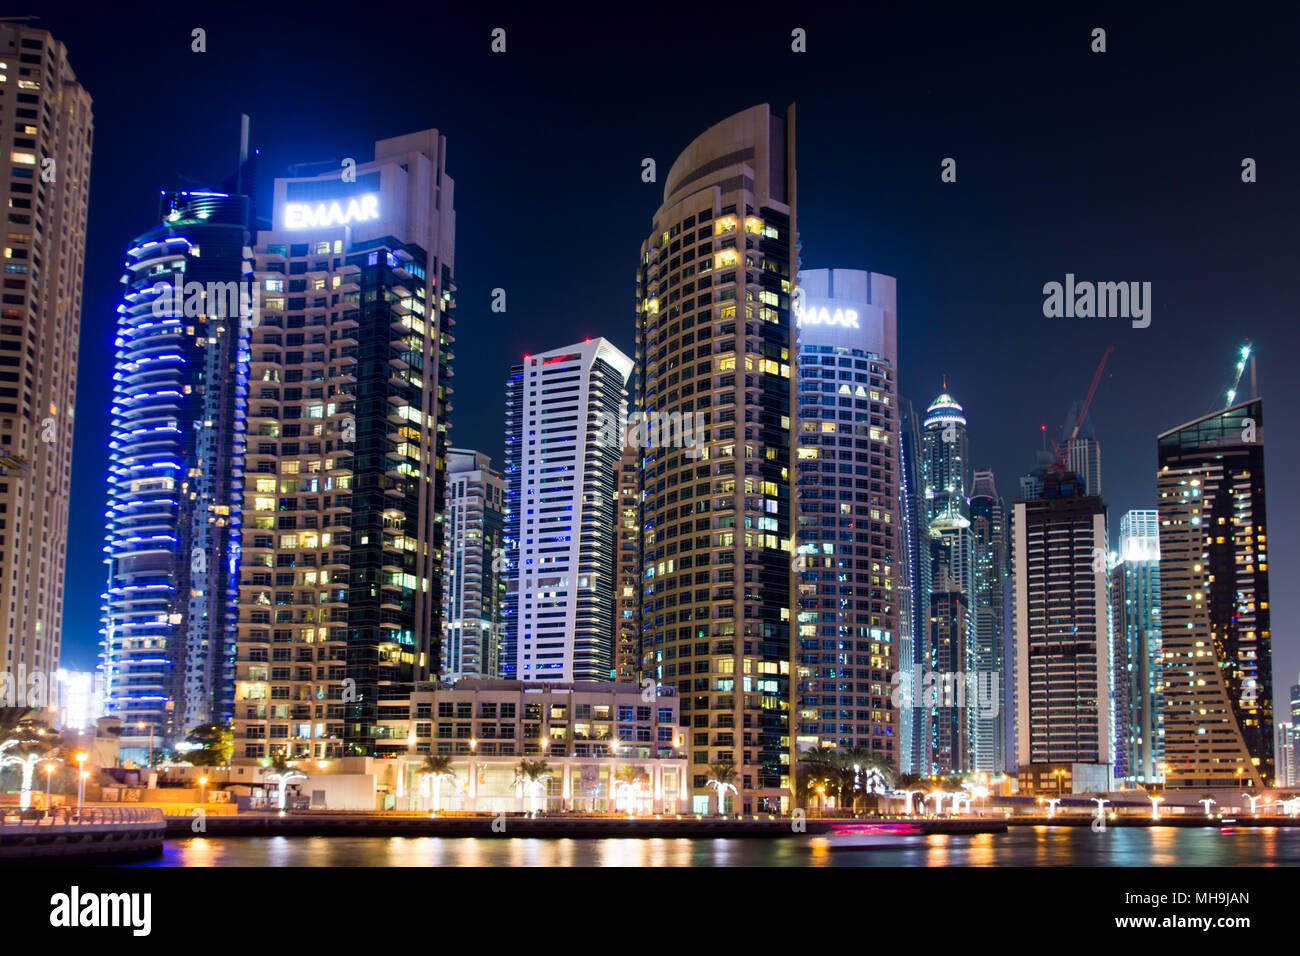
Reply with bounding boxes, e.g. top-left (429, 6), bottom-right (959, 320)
top-left (443, 449), bottom-right (506, 680)
top-left (0, 24), bottom-right (92, 682)
top-left (1110, 509), bottom-right (1162, 784)
top-left (503, 338), bottom-right (632, 682)
top-left (792, 268), bottom-right (899, 765)
top-left (1157, 399), bottom-right (1272, 788)
top-left (921, 388), bottom-right (974, 771)
top-left (101, 187), bottom-right (252, 762)
top-left (969, 470), bottom-right (1007, 773)
top-left (635, 104), bottom-right (797, 813)
top-left (896, 397), bottom-right (928, 774)
top-left (232, 130), bottom-right (455, 763)
top-left (1012, 468), bottom-right (1110, 767)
